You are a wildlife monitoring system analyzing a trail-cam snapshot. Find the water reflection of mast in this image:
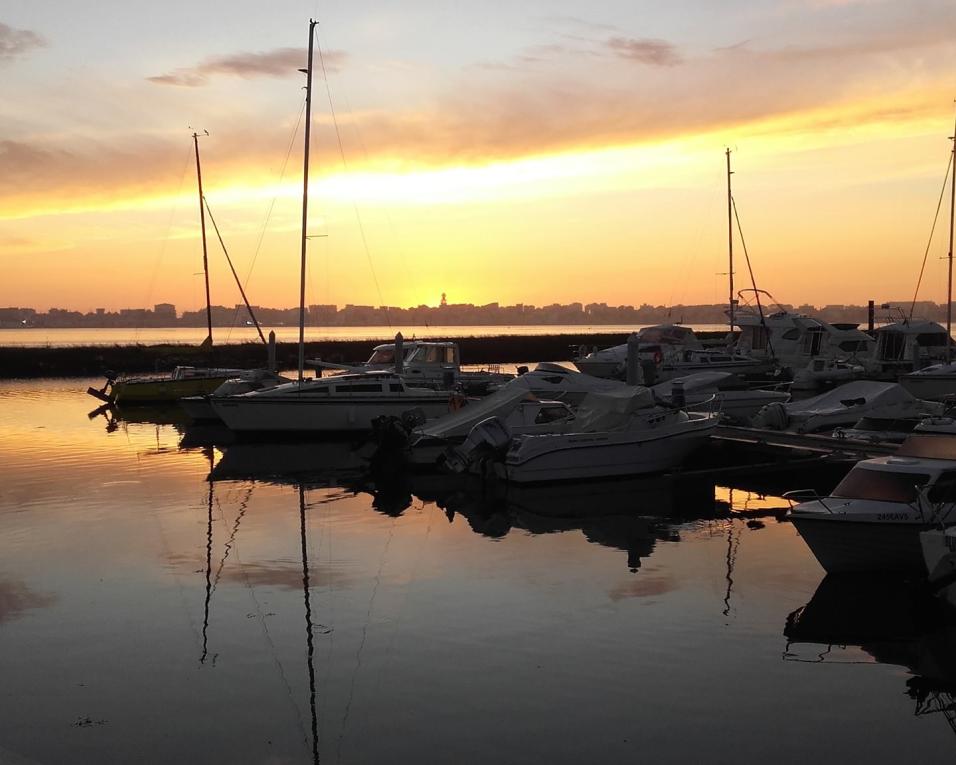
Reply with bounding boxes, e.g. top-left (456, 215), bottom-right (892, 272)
top-left (300, 483), bottom-right (320, 764)
top-left (201, 451), bottom-right (214, 664)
